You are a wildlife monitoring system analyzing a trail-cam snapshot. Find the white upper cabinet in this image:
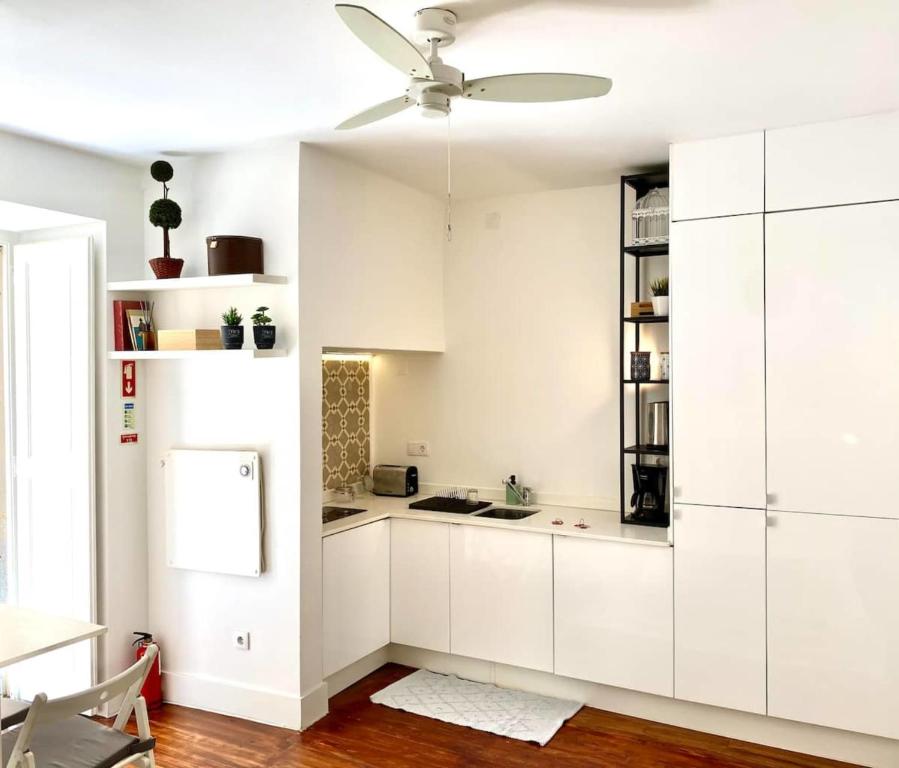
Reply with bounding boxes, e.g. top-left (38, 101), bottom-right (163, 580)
top-left (670, 132), bottom-right (764, 220)
top-left (671, 215), bottom-right (766, 509)
top-left (766, 111), bottom-right (899, 211)
top-left (673, 505), bottom-right (766, 714)
top-left (322, 520), bottom-right (390, 677)
top-left (450, 526), bottom-right (553, 672)
top-left (767, 201), bottom-right (899, 517)
top-left (768, 512), bottom-right (899, 740)
top-left (391, 519), bottom-right (450, 653)
top-left (555, 537), bottom-right (673, 697)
